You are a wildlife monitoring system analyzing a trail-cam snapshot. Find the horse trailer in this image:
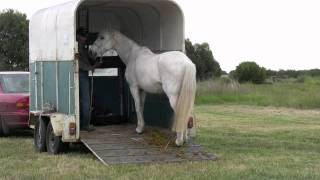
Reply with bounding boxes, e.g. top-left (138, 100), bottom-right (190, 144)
top-left (29, 0), bottom-right (214, 165)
